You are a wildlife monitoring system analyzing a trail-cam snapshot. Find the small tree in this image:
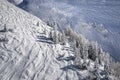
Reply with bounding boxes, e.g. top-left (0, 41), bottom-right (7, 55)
top-left (104, 63), bottom-right (110, 80)
top-left (74, 47), bottom-right (82, 68)
top-left (49, 21), bottom-right (59, 44)
top-left (81, 44), bottom-right (89, 69)
top-left (91, 58), bottom-right (101, 80)
top-left (61, 33), bottom-right (66, 45)
top-left (58, 33), bottom-right (62, 42)
top-left (103, 53), bottom-right (111, 80)
top-left (88, 42), bottom-right (99, 61)
top-left (49, 31), bottom-right (54, 40)
top-left (53, 30), bottom-right (58, 44)
top-left (64, 26), bottom-right (72, 36)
